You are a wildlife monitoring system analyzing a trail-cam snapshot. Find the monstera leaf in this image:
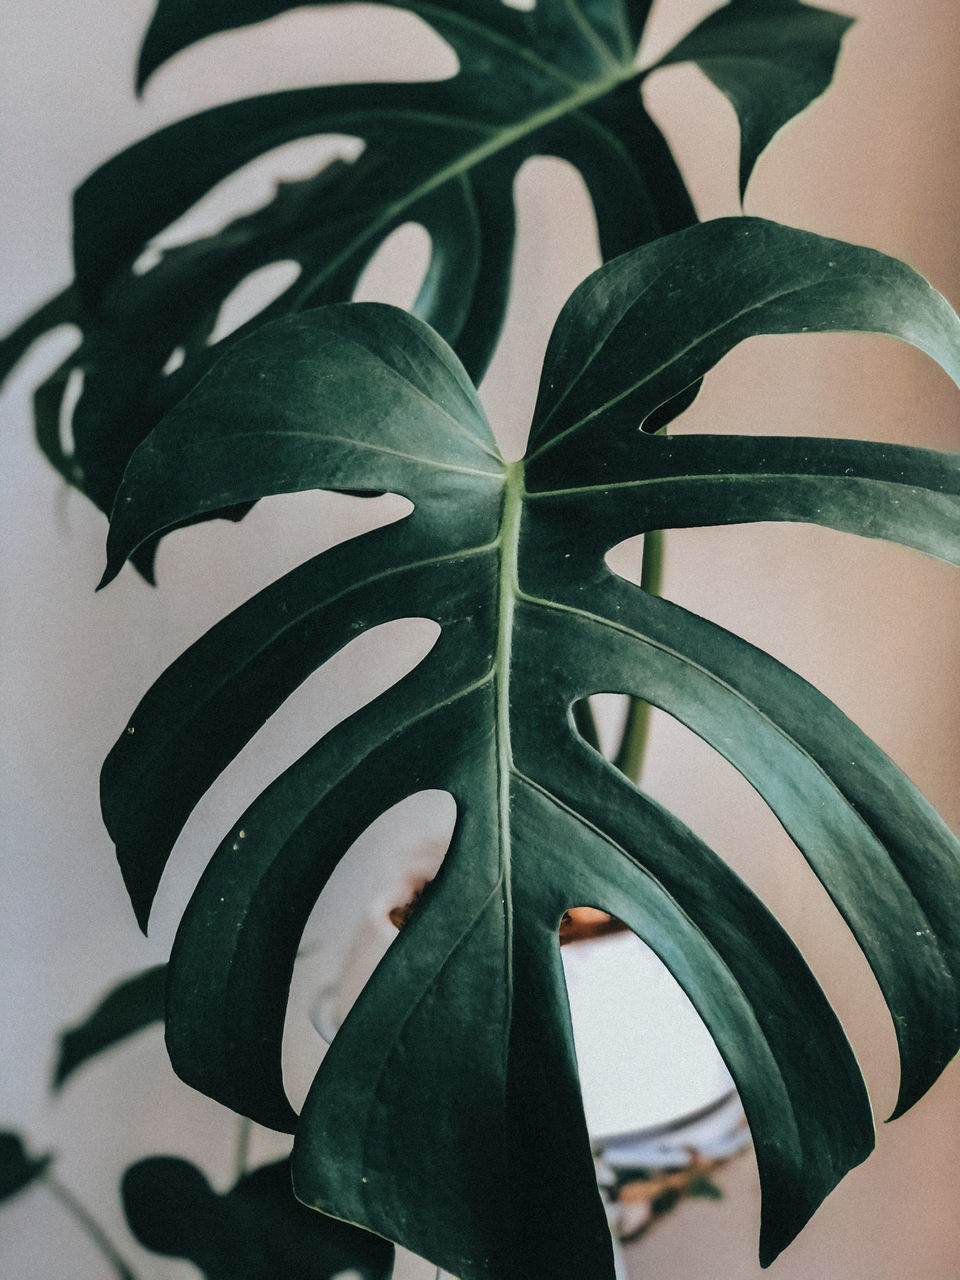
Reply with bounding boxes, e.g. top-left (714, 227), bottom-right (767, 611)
top-left (123, 1156), bottom-right (393, 1279)
top-left (100, 218), bottom-right (960, 1279)
top-left (1, 0), bottom-right (851, 555)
